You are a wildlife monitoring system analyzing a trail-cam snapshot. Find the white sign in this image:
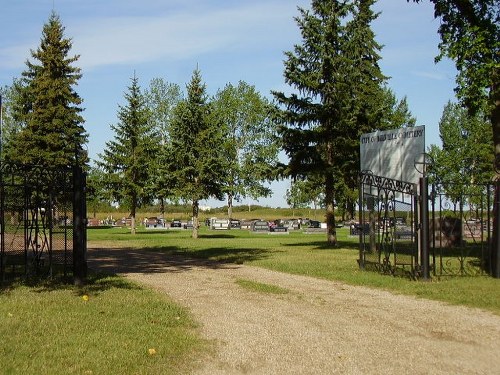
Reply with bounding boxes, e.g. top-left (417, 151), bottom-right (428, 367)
top-left (360, 126), bottom-right (425, 184)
